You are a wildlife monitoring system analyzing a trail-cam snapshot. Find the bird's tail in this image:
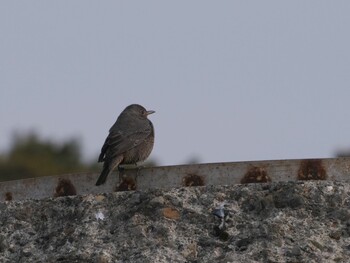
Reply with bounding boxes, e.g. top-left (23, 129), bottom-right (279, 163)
top-left (95, 166), bottom-right (111, 186)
